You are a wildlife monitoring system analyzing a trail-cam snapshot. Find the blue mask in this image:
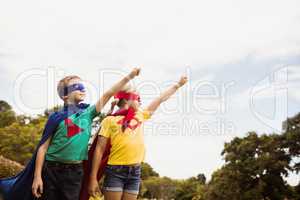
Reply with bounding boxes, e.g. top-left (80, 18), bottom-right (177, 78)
top-left (59, 83), bottom-right (85, 97)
